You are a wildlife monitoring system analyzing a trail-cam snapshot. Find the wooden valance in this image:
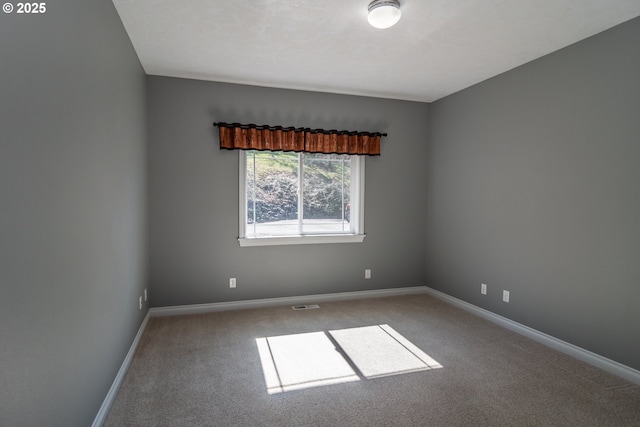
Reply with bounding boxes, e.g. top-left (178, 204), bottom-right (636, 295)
top-left (214, 122), bottom-right (385, 155)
